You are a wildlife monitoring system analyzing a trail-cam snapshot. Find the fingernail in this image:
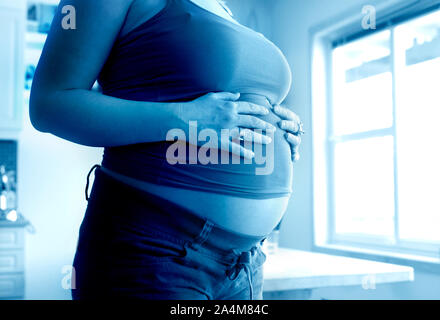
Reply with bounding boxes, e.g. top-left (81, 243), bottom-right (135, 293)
top-left (278, 120), bottom-right (286, 129)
